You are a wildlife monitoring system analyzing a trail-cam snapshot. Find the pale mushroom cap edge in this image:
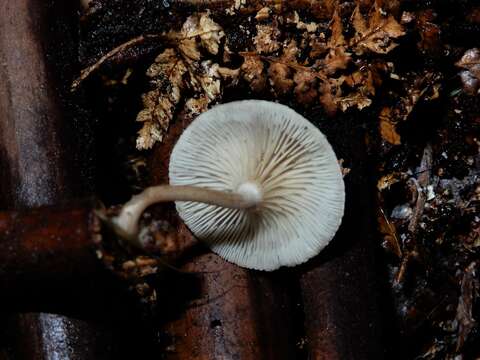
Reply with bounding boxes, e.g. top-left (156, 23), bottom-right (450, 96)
top-left (169, 100), bottom-right (345, 271)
